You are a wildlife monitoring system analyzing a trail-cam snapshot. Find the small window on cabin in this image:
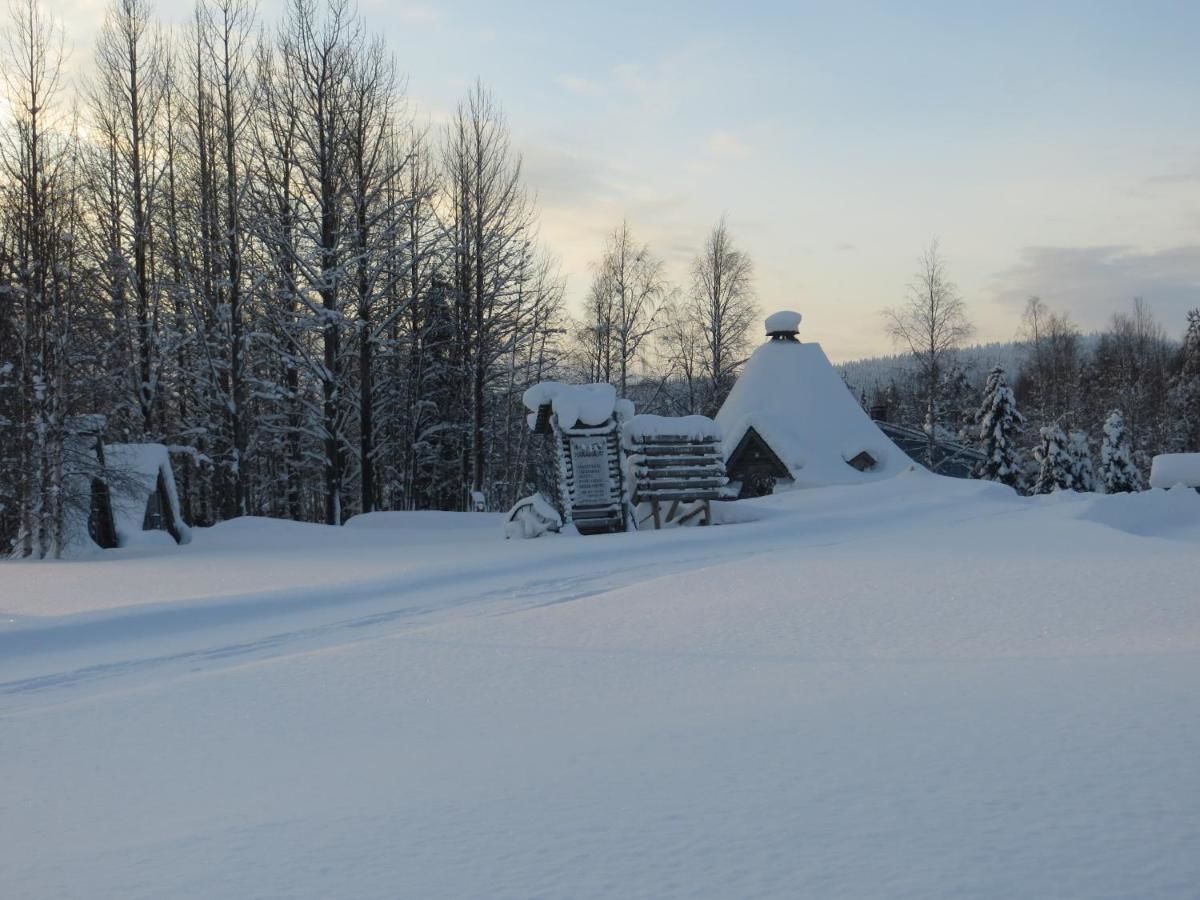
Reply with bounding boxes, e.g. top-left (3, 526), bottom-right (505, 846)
top-left (847, 450), bottom-right (877, 472)
top-left (143, 489), bottom-right (165, 531)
